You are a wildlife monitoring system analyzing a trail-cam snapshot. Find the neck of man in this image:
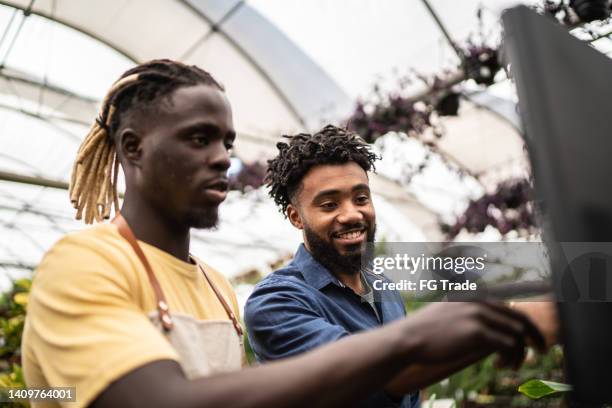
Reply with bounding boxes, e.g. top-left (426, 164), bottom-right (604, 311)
top-left (304, 241), bottom-right (366, 295)
top-left (335, 271), bottom-right (365, 296)
top-left (120, 192), bottom-right (191, 263)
